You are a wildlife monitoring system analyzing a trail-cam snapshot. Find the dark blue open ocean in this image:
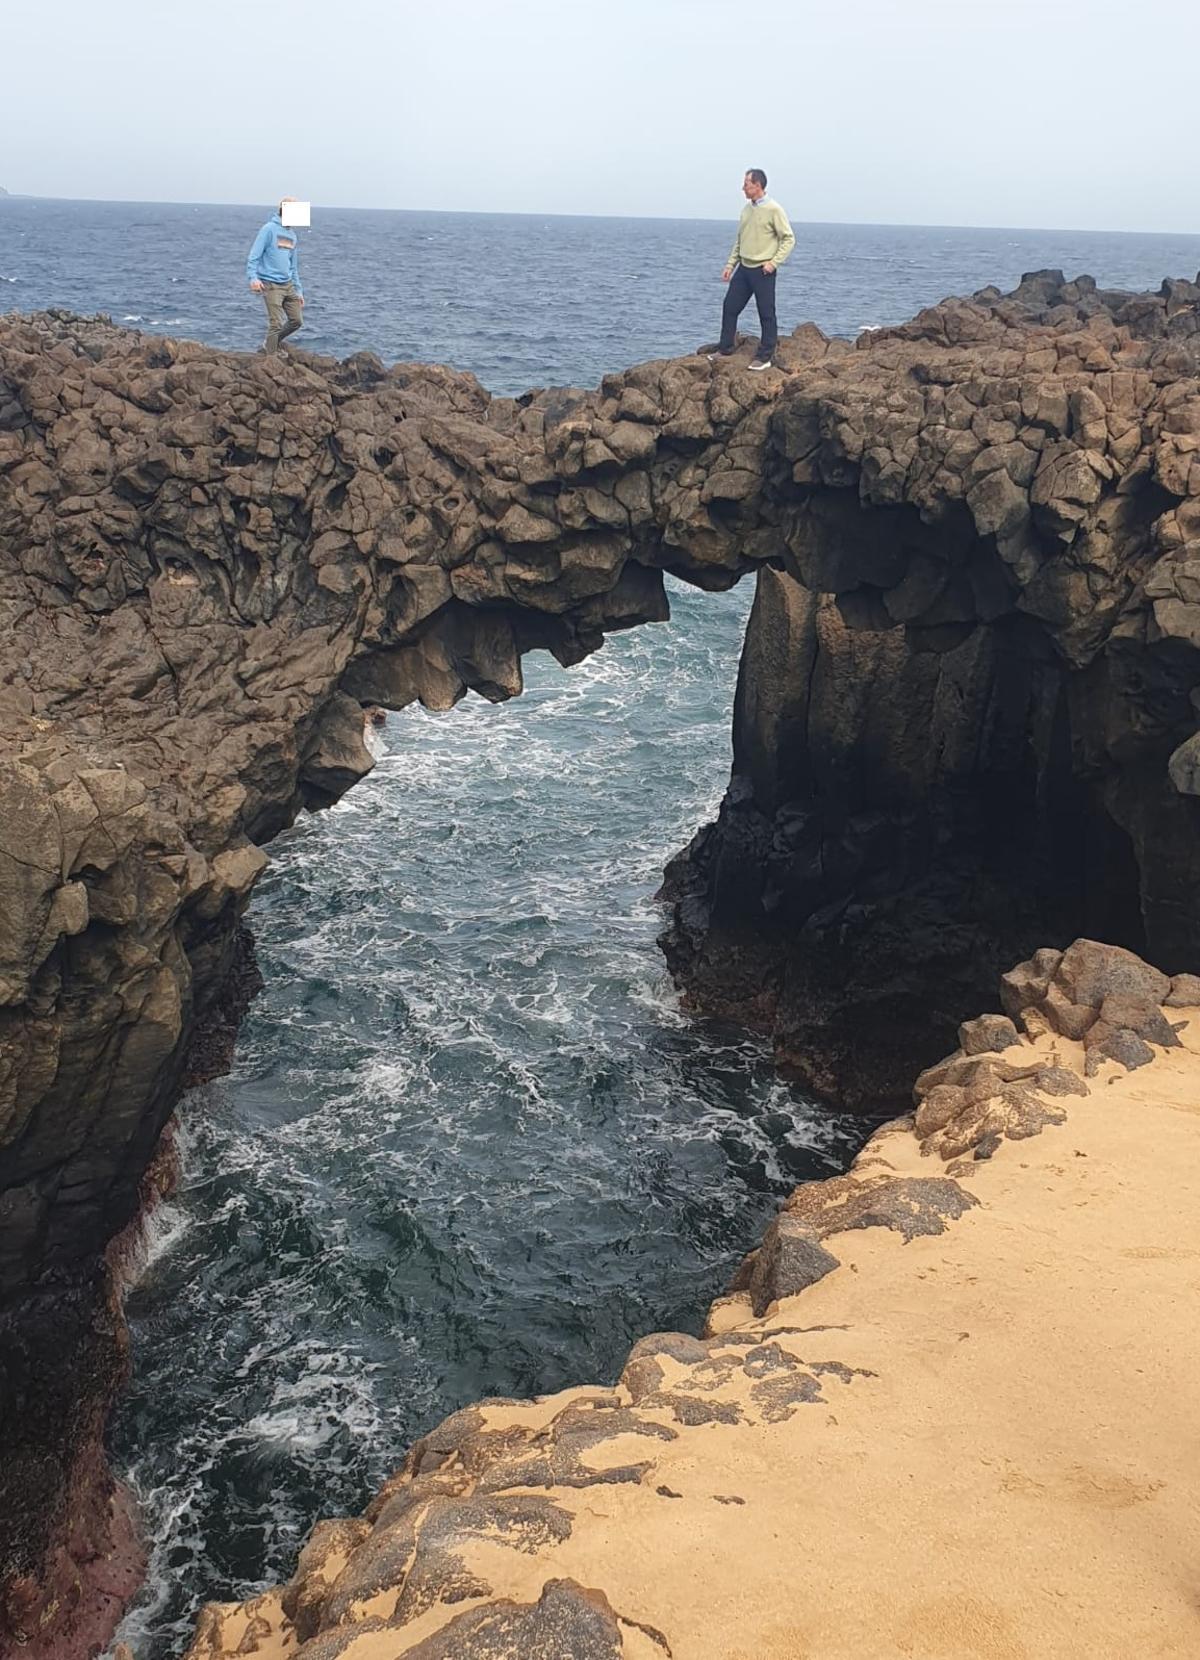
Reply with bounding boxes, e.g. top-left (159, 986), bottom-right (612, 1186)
top-left (6, 200), bottom-right (1199, 1657)
top-left (5, 199), bottom-right (1200, 392)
